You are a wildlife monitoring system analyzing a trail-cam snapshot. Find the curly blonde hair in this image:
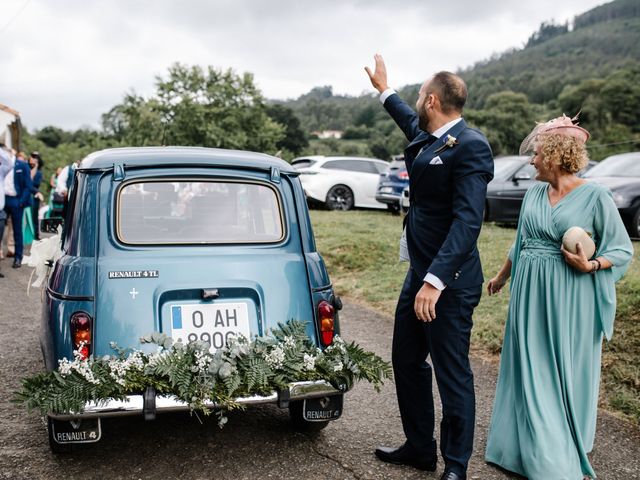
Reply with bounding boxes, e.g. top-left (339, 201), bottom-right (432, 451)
top-left (538, 133), bottom-right (589, 174)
